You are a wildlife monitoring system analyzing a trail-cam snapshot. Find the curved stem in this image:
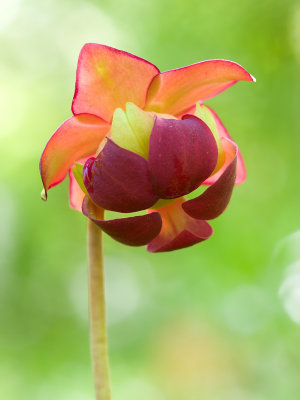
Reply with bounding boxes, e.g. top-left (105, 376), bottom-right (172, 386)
top-left (88, 218), bottom-right (111, 400)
